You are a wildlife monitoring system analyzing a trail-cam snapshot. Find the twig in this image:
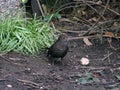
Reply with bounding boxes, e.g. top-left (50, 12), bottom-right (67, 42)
top-left (101, 52), bottom-right (113, 61)
top-left (87, 19), bottom-right (120, 35)
top-left (53, 0), bottom-right (59, 12)
top-left (82, 0), bottom-right (106, 20)
top-left (17, 79), bottom-right (39, 88)
top-left (73, 66), bottom-right (110, 70)
top-left (100, 5), bottom-right (120, 16)
top-left (59, 28), bottom-right (88, 33)
top-left (107, 38), bottom-right (118, 50)
top-left (57, 3), bottom-right (86, 13)
top-left (102, 82), bottom-right (120, 87)
top-left (73, 65), bottom-right (120, 70)
top-left (67, 35), bottom-right (97, 41)
top-left (86, 1), bottom-right (120, 16)
top-left (59, 18), bottom-right (77, 24)
top-left (56, 1), bottom-right (120, 16)
top-left (94, 0), bottom-right (110, 25)
top-left (36, 0), bottom-right (45, 17)
top-left (68, 34), bottom-right (120, 41)
top-left (73, 17), bottom-right (93, 25)
top-left (0, 55), bottom-right (24, 67)
top-left (56, 1), bottom-right (105, 20)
